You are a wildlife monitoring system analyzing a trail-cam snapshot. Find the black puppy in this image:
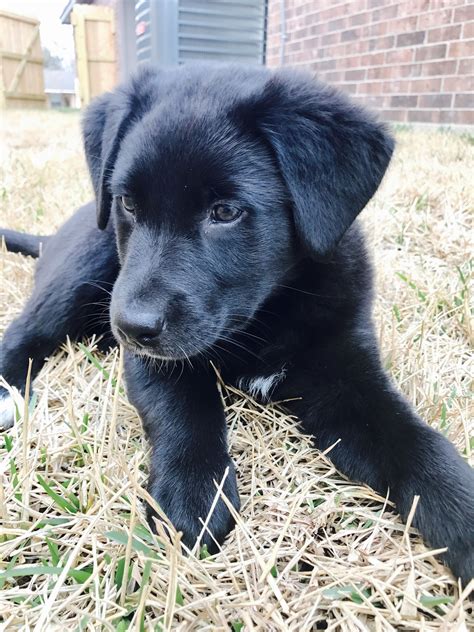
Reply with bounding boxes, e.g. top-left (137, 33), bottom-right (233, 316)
top-left (1, 64), bottom-right (473, 584)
